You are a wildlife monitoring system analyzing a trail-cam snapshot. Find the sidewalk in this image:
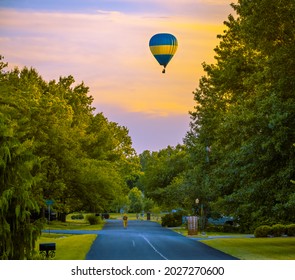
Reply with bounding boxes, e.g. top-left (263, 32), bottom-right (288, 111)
top-left (168, 227), bottom-right (254, 240)
top-left (188, 234), bottom-right (255, 241)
